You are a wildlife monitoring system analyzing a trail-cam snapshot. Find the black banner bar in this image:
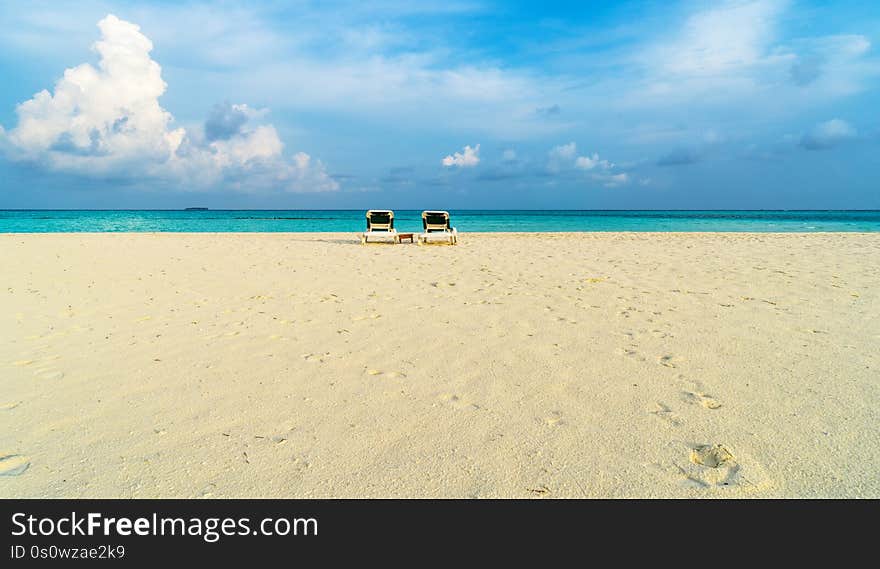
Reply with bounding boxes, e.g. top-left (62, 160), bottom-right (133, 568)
top-left (1, 499), bottom-right (873, 563)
